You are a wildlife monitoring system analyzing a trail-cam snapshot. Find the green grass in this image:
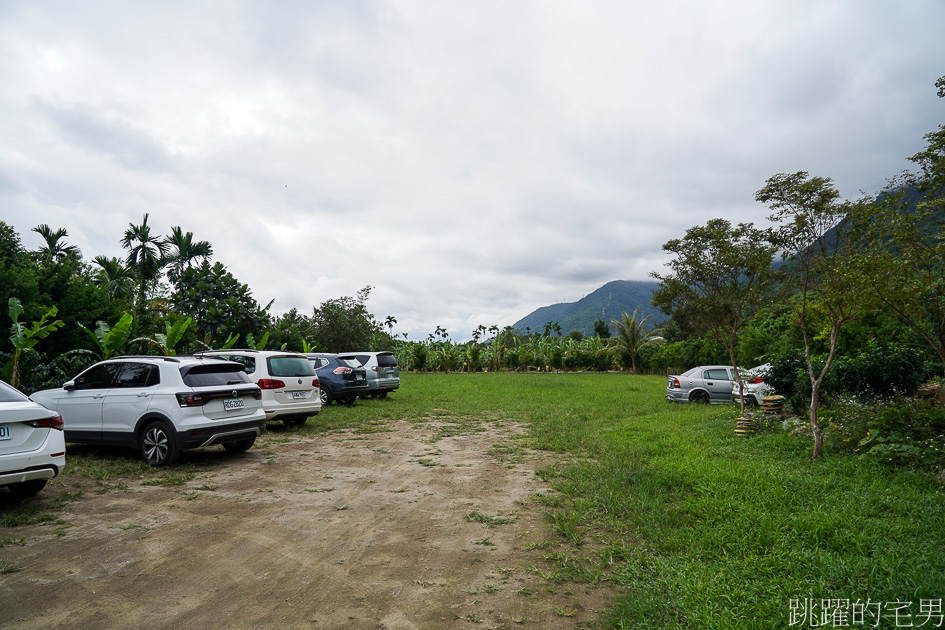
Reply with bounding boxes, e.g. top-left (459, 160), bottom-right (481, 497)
top-left (385, 373), bottom-right (945, 629)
